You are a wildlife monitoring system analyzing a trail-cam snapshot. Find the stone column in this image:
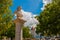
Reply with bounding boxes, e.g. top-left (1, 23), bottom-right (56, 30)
top-left (14, 19), bottom-right (26, 40)
top-left (14, 6), bottom-right (26, 40)
top-left (15, 22), bottom-right (22, 40)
